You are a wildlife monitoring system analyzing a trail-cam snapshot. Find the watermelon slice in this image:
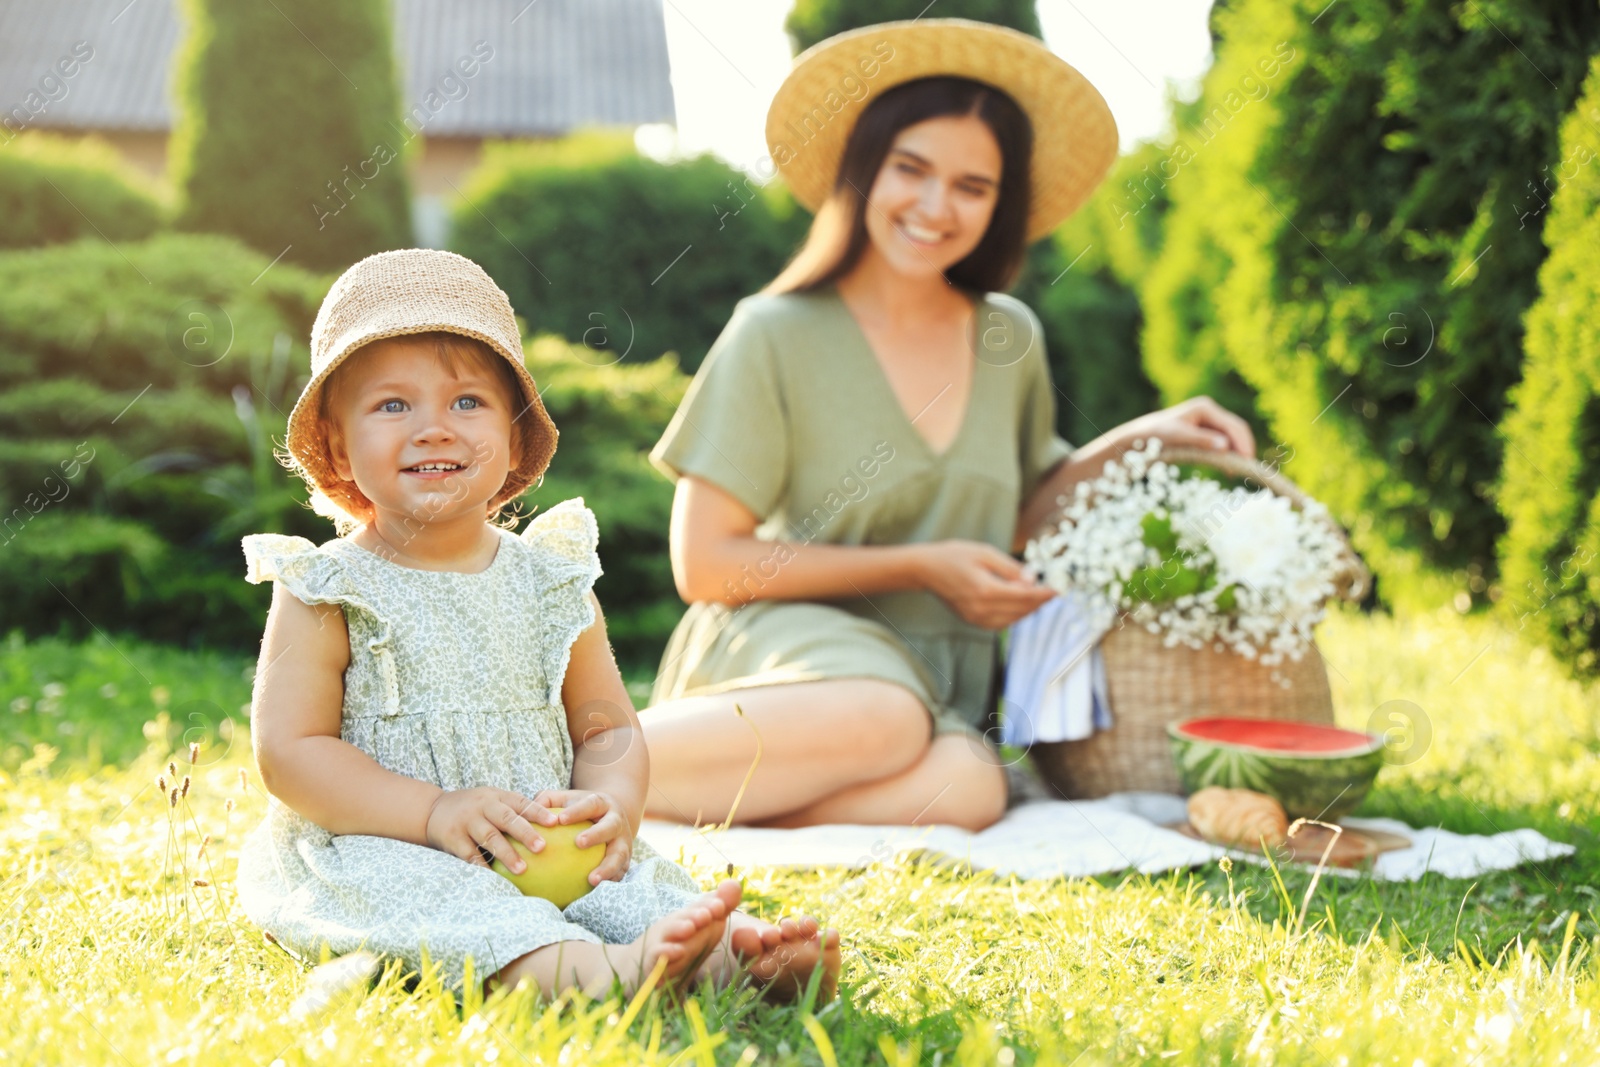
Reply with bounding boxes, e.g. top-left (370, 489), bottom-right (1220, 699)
top-left (1167, 717), bottom-right (1385, 820)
